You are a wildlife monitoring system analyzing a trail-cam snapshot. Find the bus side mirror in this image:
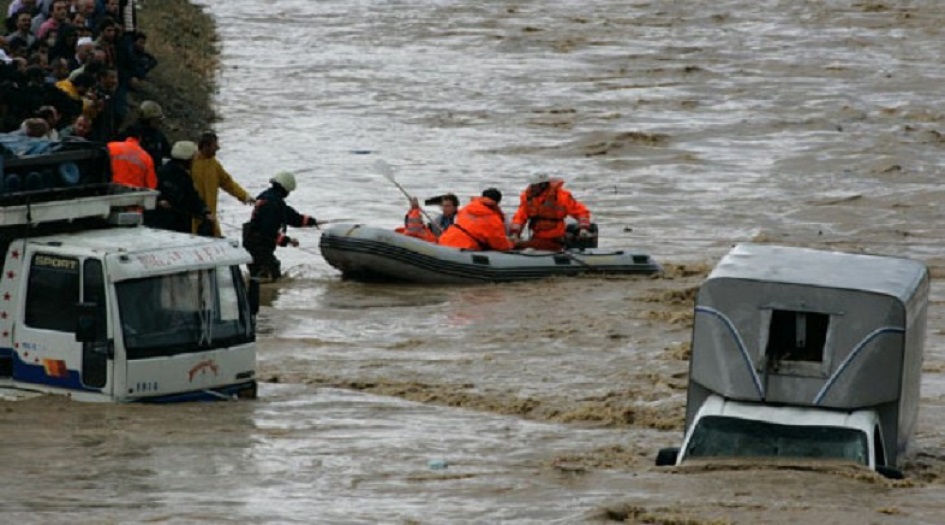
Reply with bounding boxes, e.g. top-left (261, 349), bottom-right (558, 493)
top-left (75, 302), bottom-right (98, 343)
top-left (655, 447), bottom-right (680, 466)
